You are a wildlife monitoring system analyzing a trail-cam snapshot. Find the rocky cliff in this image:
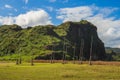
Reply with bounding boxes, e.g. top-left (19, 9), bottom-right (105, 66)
top-left (56, 20), bottom-right (106, 60)
top-left (0, 20), bottom-right (106, 60)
